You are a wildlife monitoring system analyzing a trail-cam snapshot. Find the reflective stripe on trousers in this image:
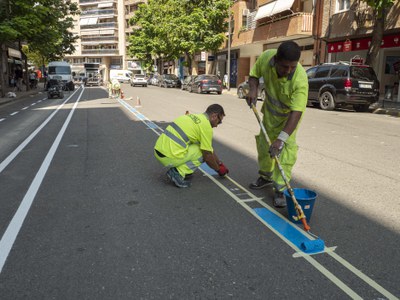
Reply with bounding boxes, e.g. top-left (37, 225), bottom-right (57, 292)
top-left (154, 143), bottom-right (203, 177)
